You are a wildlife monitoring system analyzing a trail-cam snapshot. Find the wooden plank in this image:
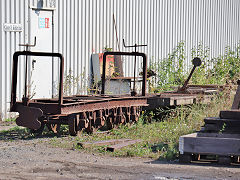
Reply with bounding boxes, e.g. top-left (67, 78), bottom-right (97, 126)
top-left (220, 110), bottom-right (240, 120)
top-left (204, 124), bottom-right (220, 131)
top-left (146, 97), bottom-right (171, 109)
top-left (186, 88), bottom-right (218, 95)
top-left (204, 117), bottom-right (240, 125)
top-left (179, 133), bottom-right (240, 156)
top-left (146, 93), bottom-right (213, 110)
top-left (77, 139), bottom-right (131, 148)
top-left (203, 123), bottom-right (240, 133)
top-left (173, 98), bottom-right (194, 106)
top-left (106, 139), bottom-right (142, 152)
top-left (169, 95), bottom-right (196, 106)
top-left (197, 132), bottom-right (240, 138)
